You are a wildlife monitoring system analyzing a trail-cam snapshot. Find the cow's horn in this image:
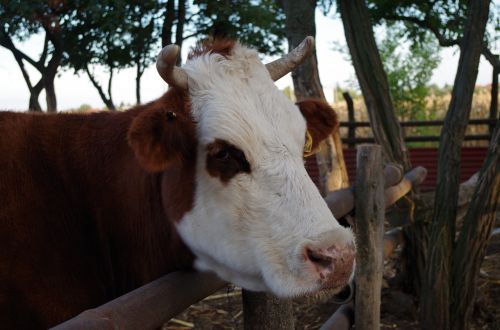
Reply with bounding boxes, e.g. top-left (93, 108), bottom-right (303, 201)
top-left (265, 36), bottom-right (315, 81)
top-left (156, 44), bottom-right (188, 90)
